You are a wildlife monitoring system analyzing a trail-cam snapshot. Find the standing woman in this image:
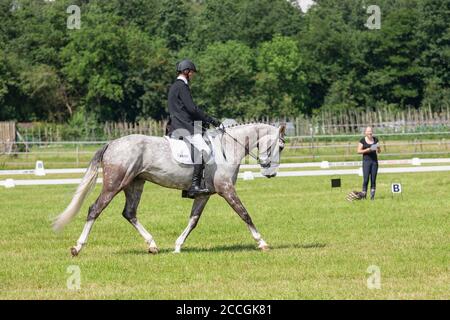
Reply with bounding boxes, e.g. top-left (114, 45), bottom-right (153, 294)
top-left (357, 127), bottom-right (381, 200)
